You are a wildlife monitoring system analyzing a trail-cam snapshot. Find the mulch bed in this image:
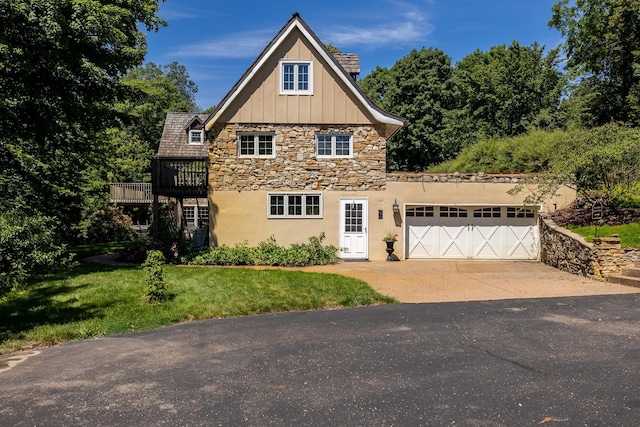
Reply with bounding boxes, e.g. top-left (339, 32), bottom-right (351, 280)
top-left (550, 206), bottom-right (640, 227)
